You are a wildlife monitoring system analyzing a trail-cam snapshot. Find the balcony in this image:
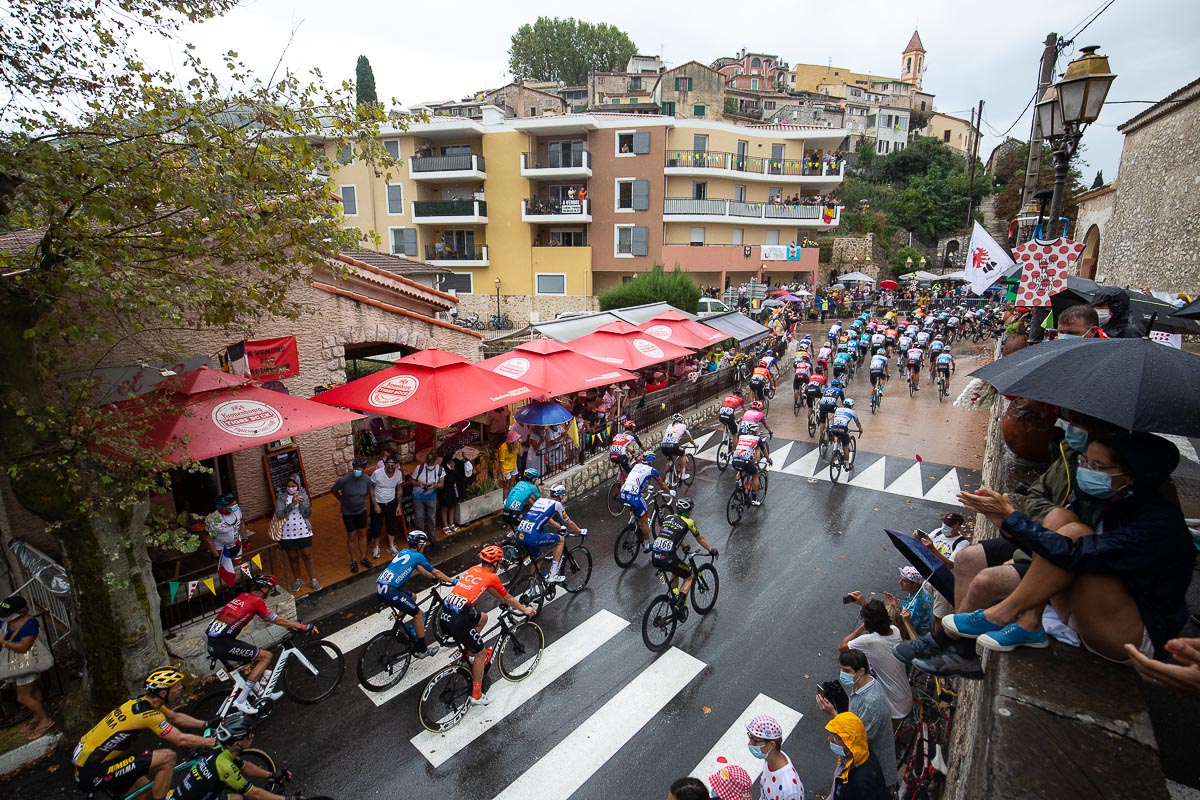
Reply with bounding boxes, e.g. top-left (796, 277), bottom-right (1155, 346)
top-left (662, 197), bottom-right (842, 227)
top-left (520, 150), bottom-right (592, 179)
top-left (521, 198), bottom-right (592, 224)
top-left (660, 243), bottom-right (819, 274)
top-left (412, 200), bottom-right (488, 225)
top-left (664, 150), bottom-right (845, 184)
top-left (423, 244), bottom-right (489, 267)
top-left (408, 153), bottom-right (487, 183)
